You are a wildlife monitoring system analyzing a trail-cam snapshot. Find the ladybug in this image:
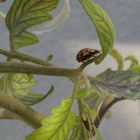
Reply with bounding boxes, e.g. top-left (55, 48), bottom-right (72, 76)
top-left (76, 48), bottom-right (101, 63)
